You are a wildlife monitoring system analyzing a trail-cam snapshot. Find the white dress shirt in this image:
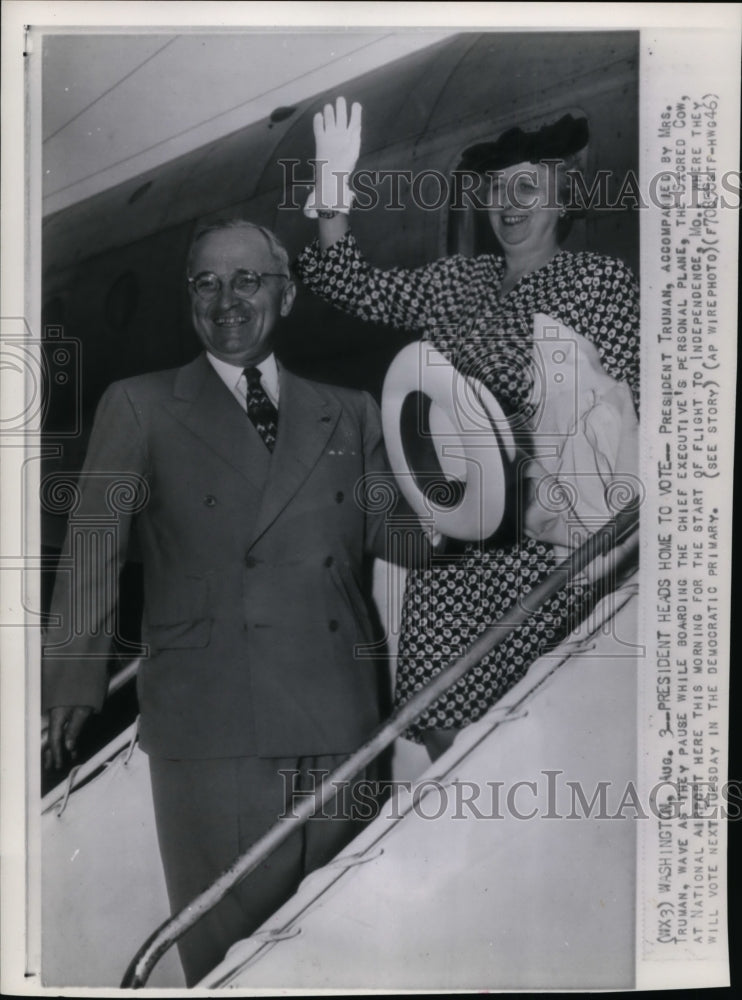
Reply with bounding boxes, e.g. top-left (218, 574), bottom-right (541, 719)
top-left (207, 353), bottom-right (279, 411)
